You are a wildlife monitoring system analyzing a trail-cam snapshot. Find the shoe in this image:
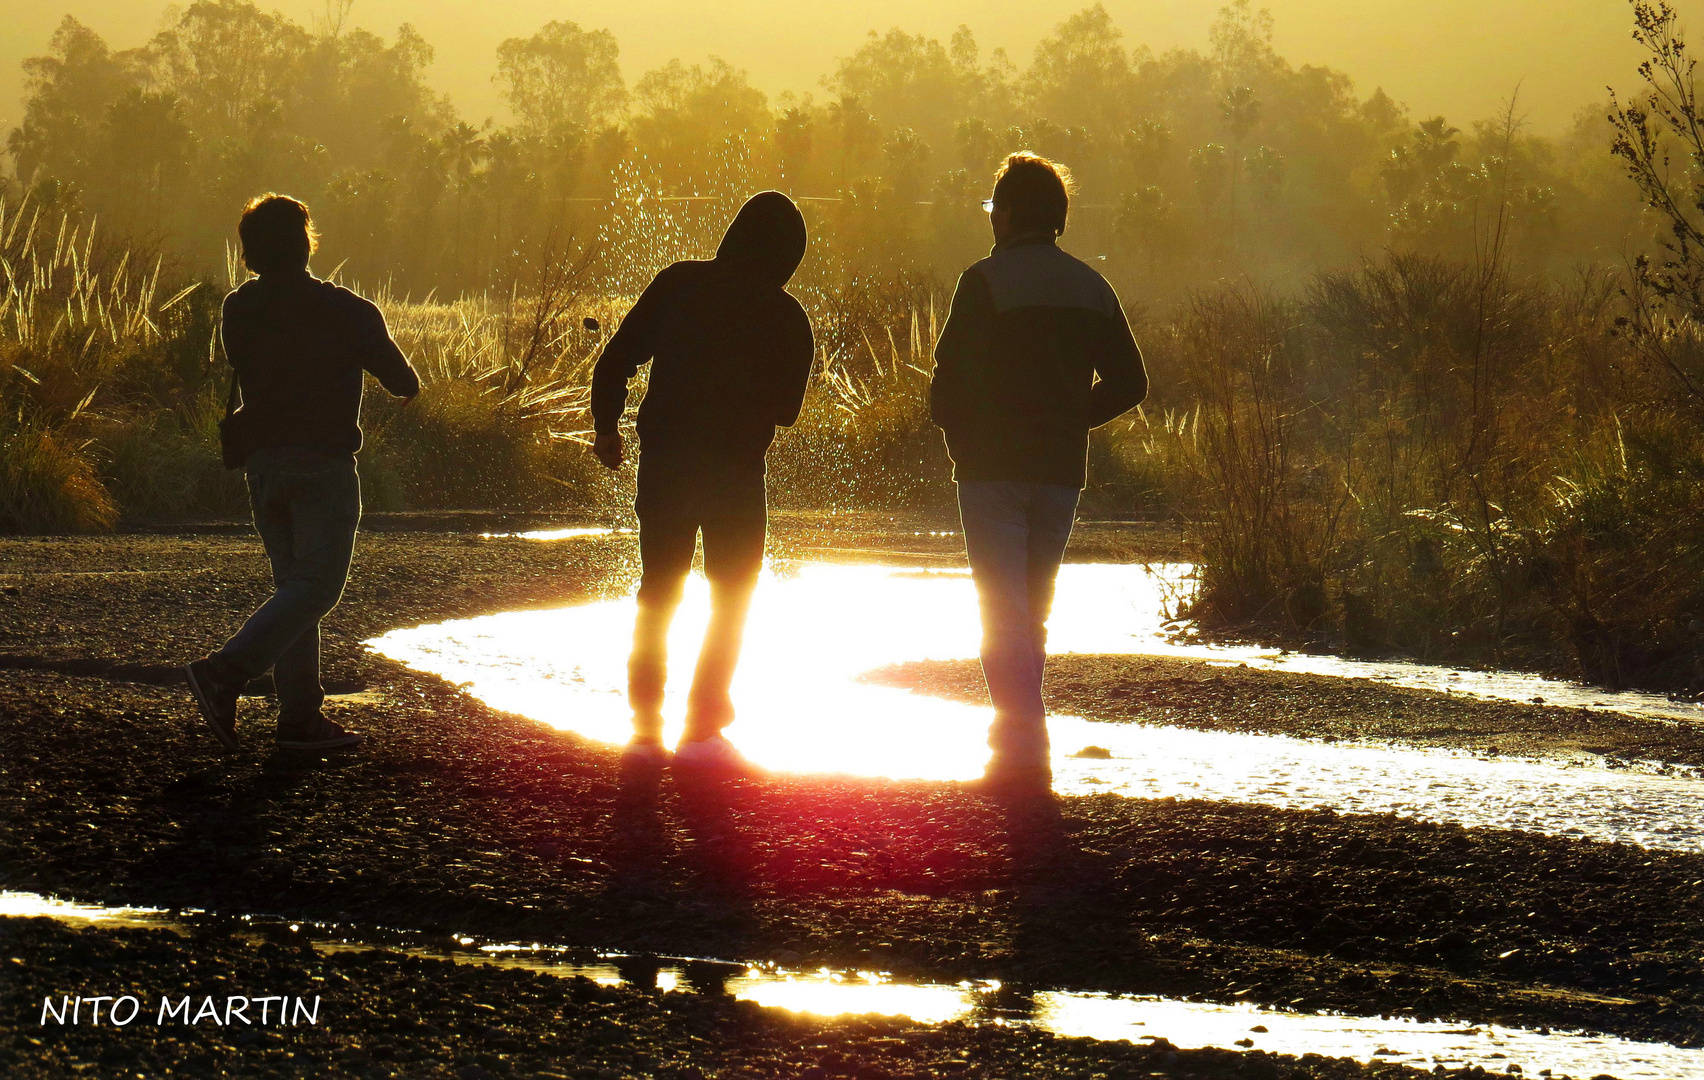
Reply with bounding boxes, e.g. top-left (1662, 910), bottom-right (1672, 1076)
top-left (276, 714), bottom-right (363, 752)
top-left (622, 737), bottom-right (673, 770)
top-left (185, 658), bottom-right (241, 751)
top-left (672, 734), bottom-right (757, 776)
